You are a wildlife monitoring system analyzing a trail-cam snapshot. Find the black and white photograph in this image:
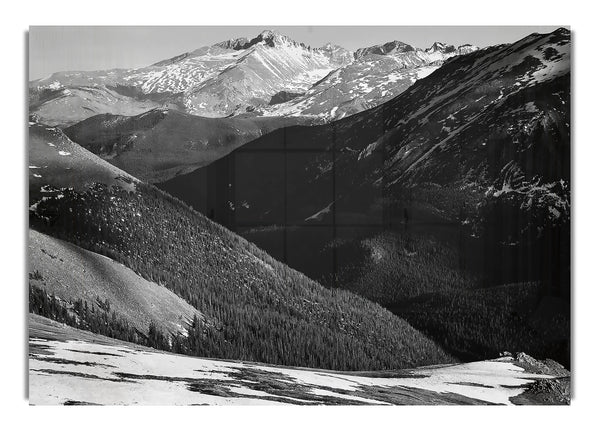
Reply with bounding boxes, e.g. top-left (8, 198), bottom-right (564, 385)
top-left (2, 0), bottom-right (600, 427)
top-left (23, 22), bottom-right (573, 406)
